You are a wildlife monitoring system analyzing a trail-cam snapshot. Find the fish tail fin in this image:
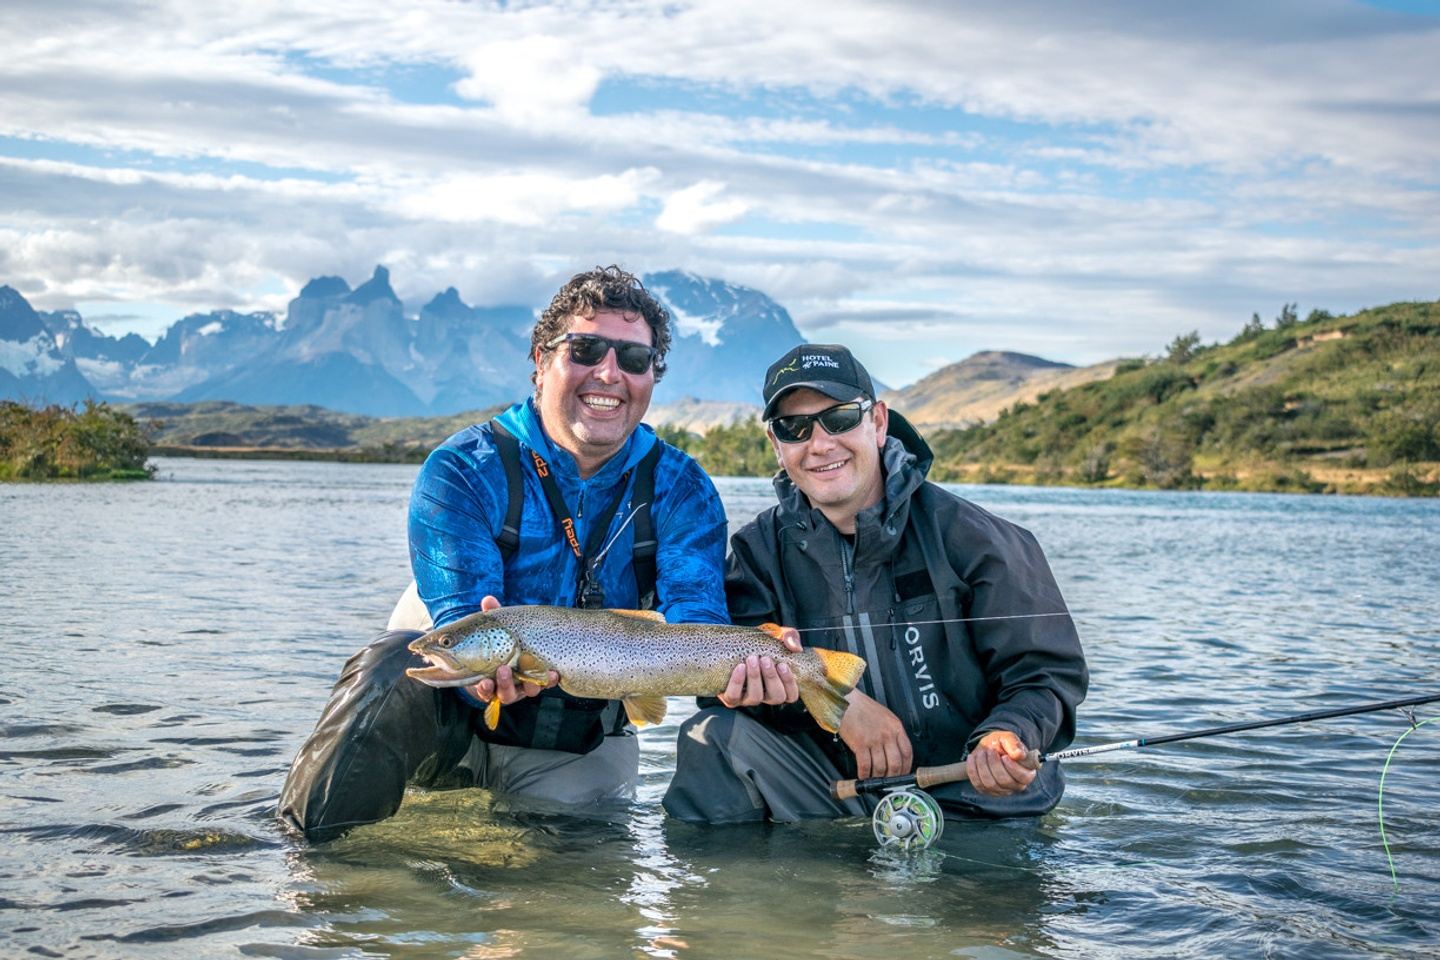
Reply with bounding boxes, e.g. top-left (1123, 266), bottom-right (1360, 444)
top-left (799, 648), bottom-right (866, 734)
top-left (813, 646), bottom-right (866, 692)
